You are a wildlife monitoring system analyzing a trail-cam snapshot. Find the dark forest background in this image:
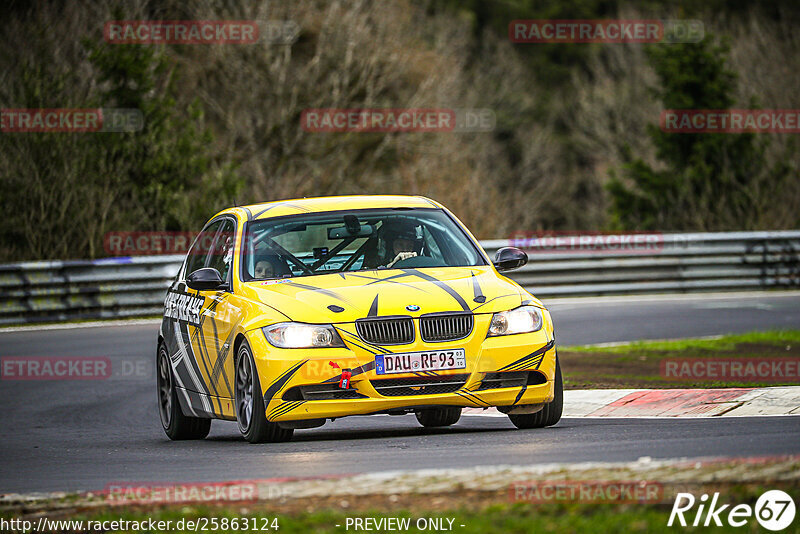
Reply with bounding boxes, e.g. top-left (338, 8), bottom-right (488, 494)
top-left (1, 0), bottom-right (798, 261)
